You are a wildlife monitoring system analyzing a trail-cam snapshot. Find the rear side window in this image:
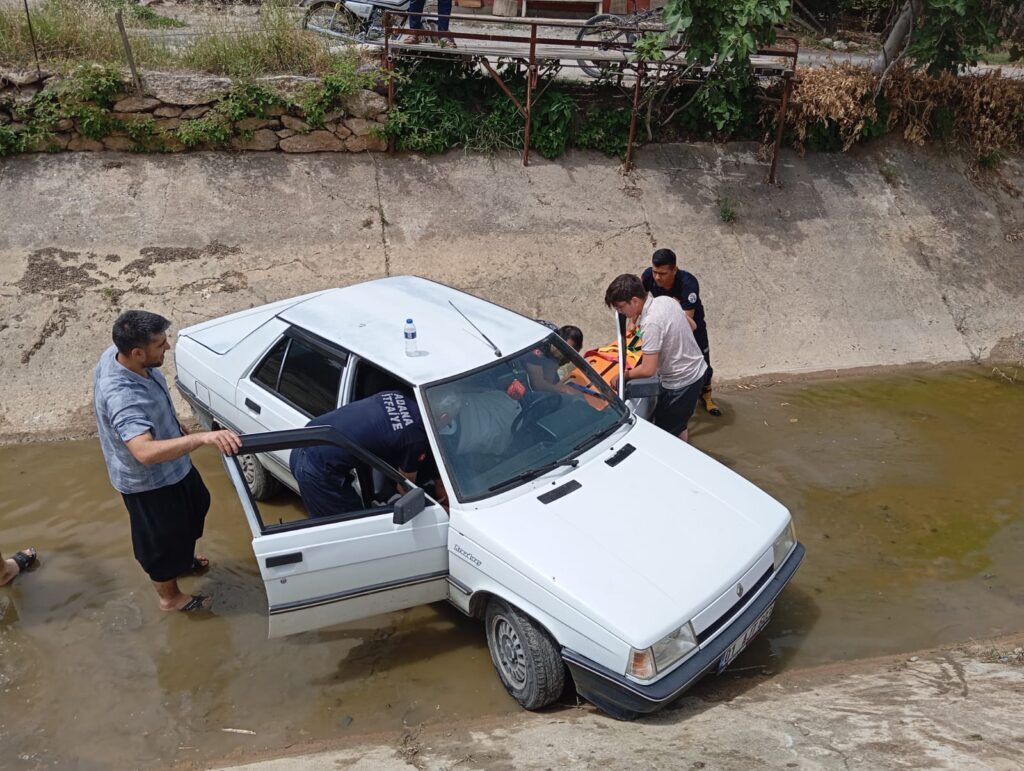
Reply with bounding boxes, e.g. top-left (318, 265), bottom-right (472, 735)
top-left (252, 336), bottom-right (344, 417)
top-left (252, 338), bottom-right (288, 391)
